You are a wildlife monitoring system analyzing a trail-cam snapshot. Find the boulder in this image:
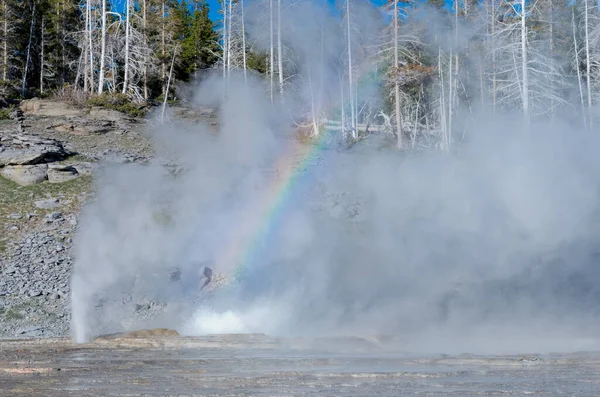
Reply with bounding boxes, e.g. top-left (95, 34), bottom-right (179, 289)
top-left (0, 164), bottom-right (48, 185)
top-left (70, 161), bottom-right (96, 176)
top-left (0, 134), bottom-right (70, 166)
top-left (47, 164), bottom-right (79, 183)
top-left (34, 198), bottom-right (60, 209)
top-left (20, 99), bottom-right (83, 117)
